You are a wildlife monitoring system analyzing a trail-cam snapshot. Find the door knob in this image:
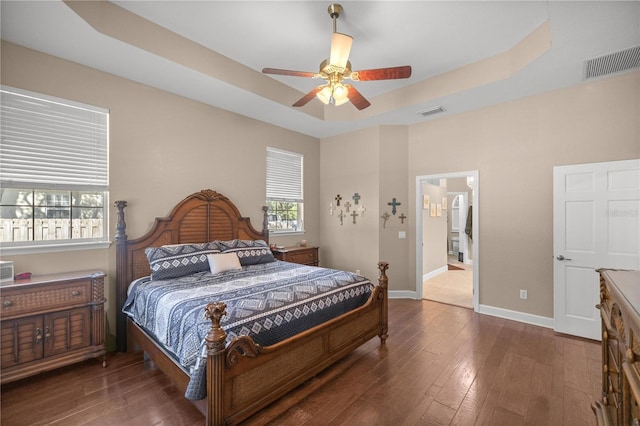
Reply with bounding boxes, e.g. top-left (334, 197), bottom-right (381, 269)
top-left (556, 255), bottom-right (572, 261)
